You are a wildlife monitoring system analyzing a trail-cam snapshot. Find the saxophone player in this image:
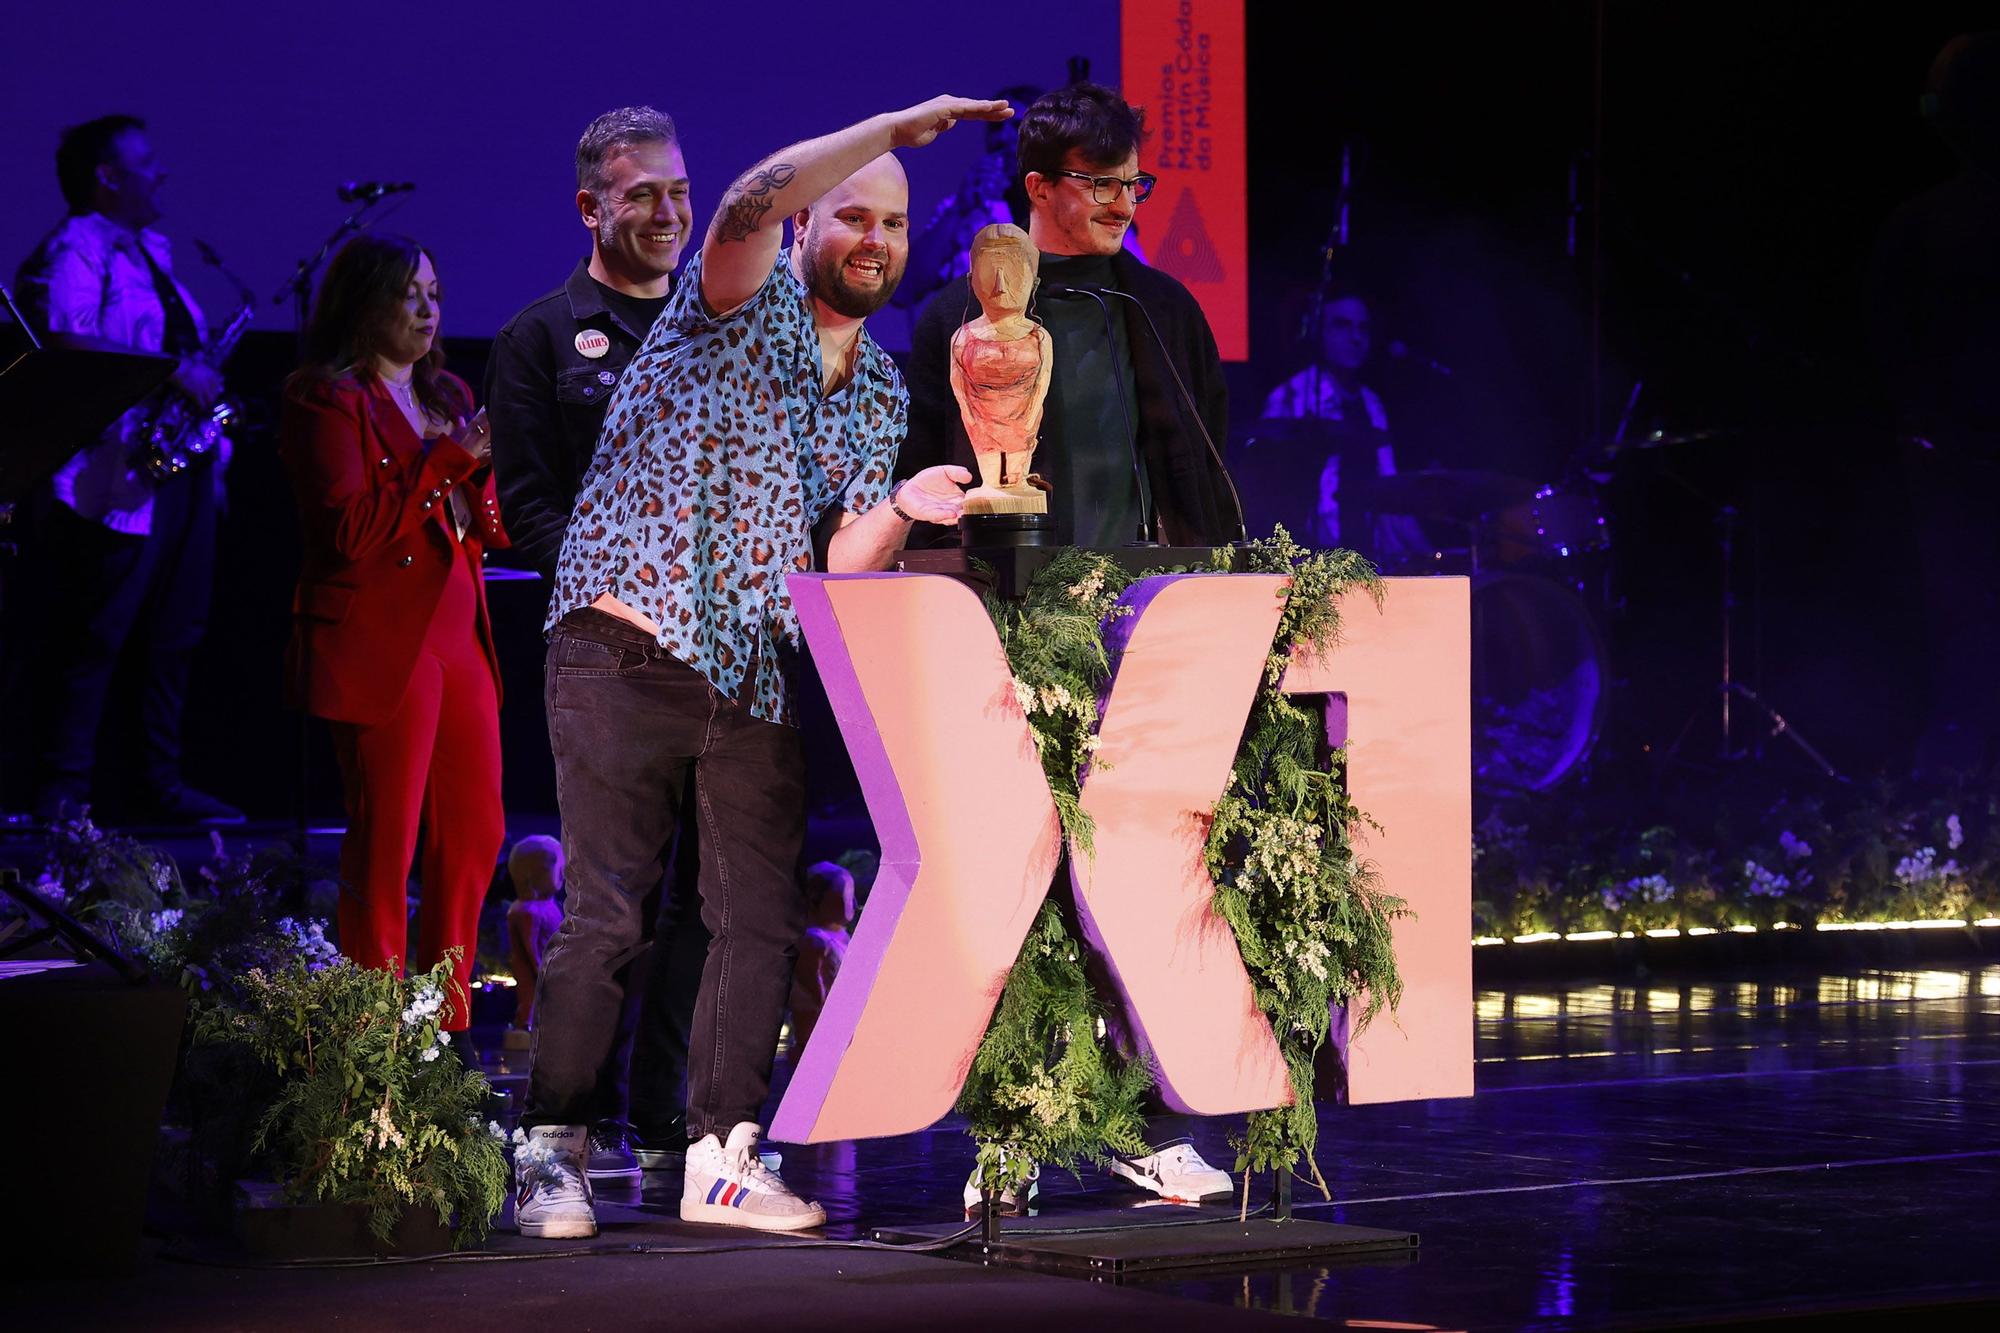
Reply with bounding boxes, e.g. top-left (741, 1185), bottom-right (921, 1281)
top-left (12, 114), bottom-right (244, 825)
